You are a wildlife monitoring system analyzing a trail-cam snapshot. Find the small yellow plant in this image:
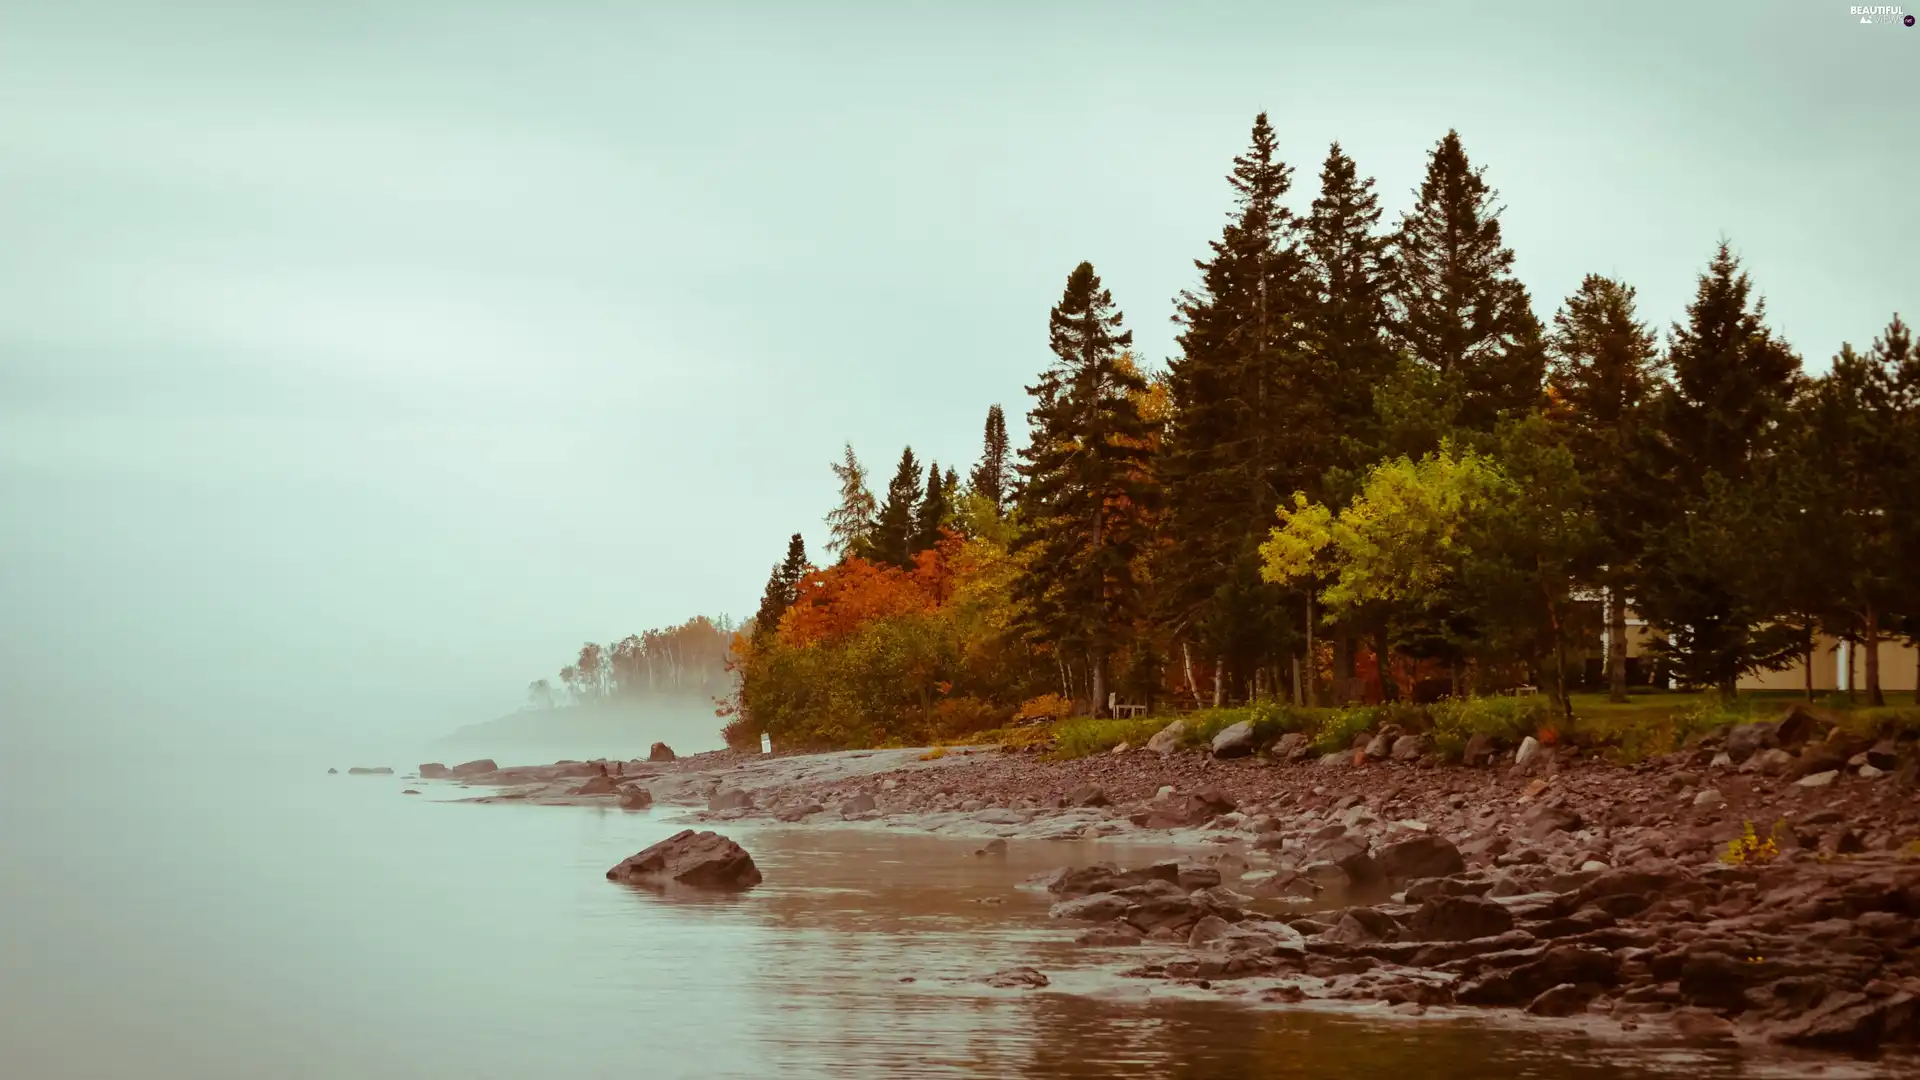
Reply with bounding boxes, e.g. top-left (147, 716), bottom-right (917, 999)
top-left (1720, 820), bottom-right (1781, 866)
top-left (919, 746), bottom-right (948, 761)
